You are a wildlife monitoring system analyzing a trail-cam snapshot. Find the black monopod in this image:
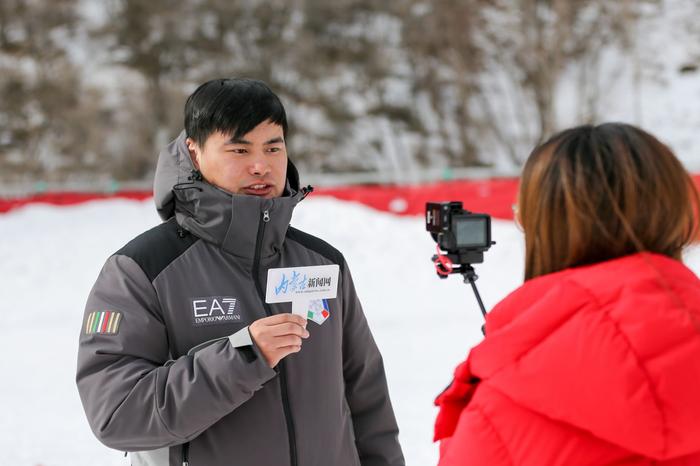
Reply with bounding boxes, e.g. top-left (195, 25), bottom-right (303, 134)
top-left (426, 202), bottom-right (495, 335)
